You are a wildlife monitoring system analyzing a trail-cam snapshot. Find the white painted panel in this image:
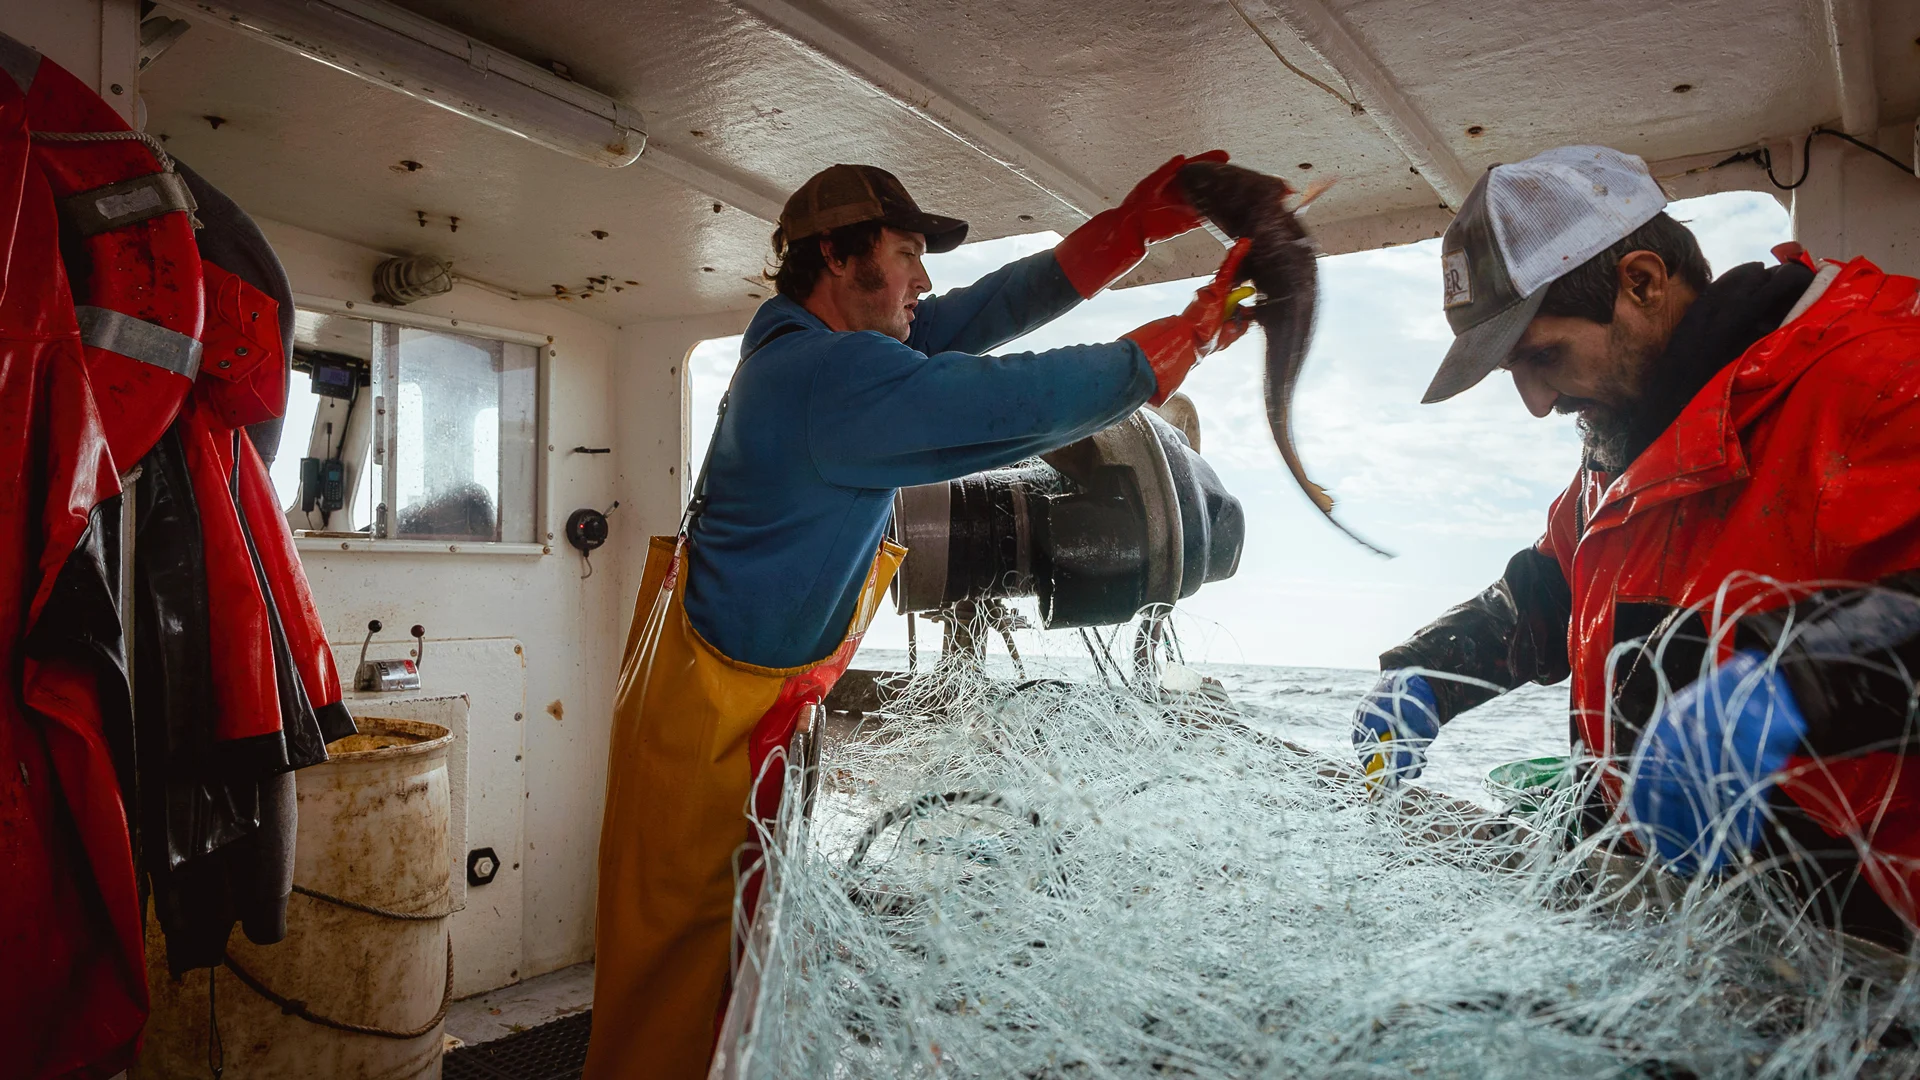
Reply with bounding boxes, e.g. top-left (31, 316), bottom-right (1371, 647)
top-left (2, 3), bottom-right (104, 89)
top-left (0, 0), bottom-right (139, 120)
top-left (337, 639), bottom-right (530, 998)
